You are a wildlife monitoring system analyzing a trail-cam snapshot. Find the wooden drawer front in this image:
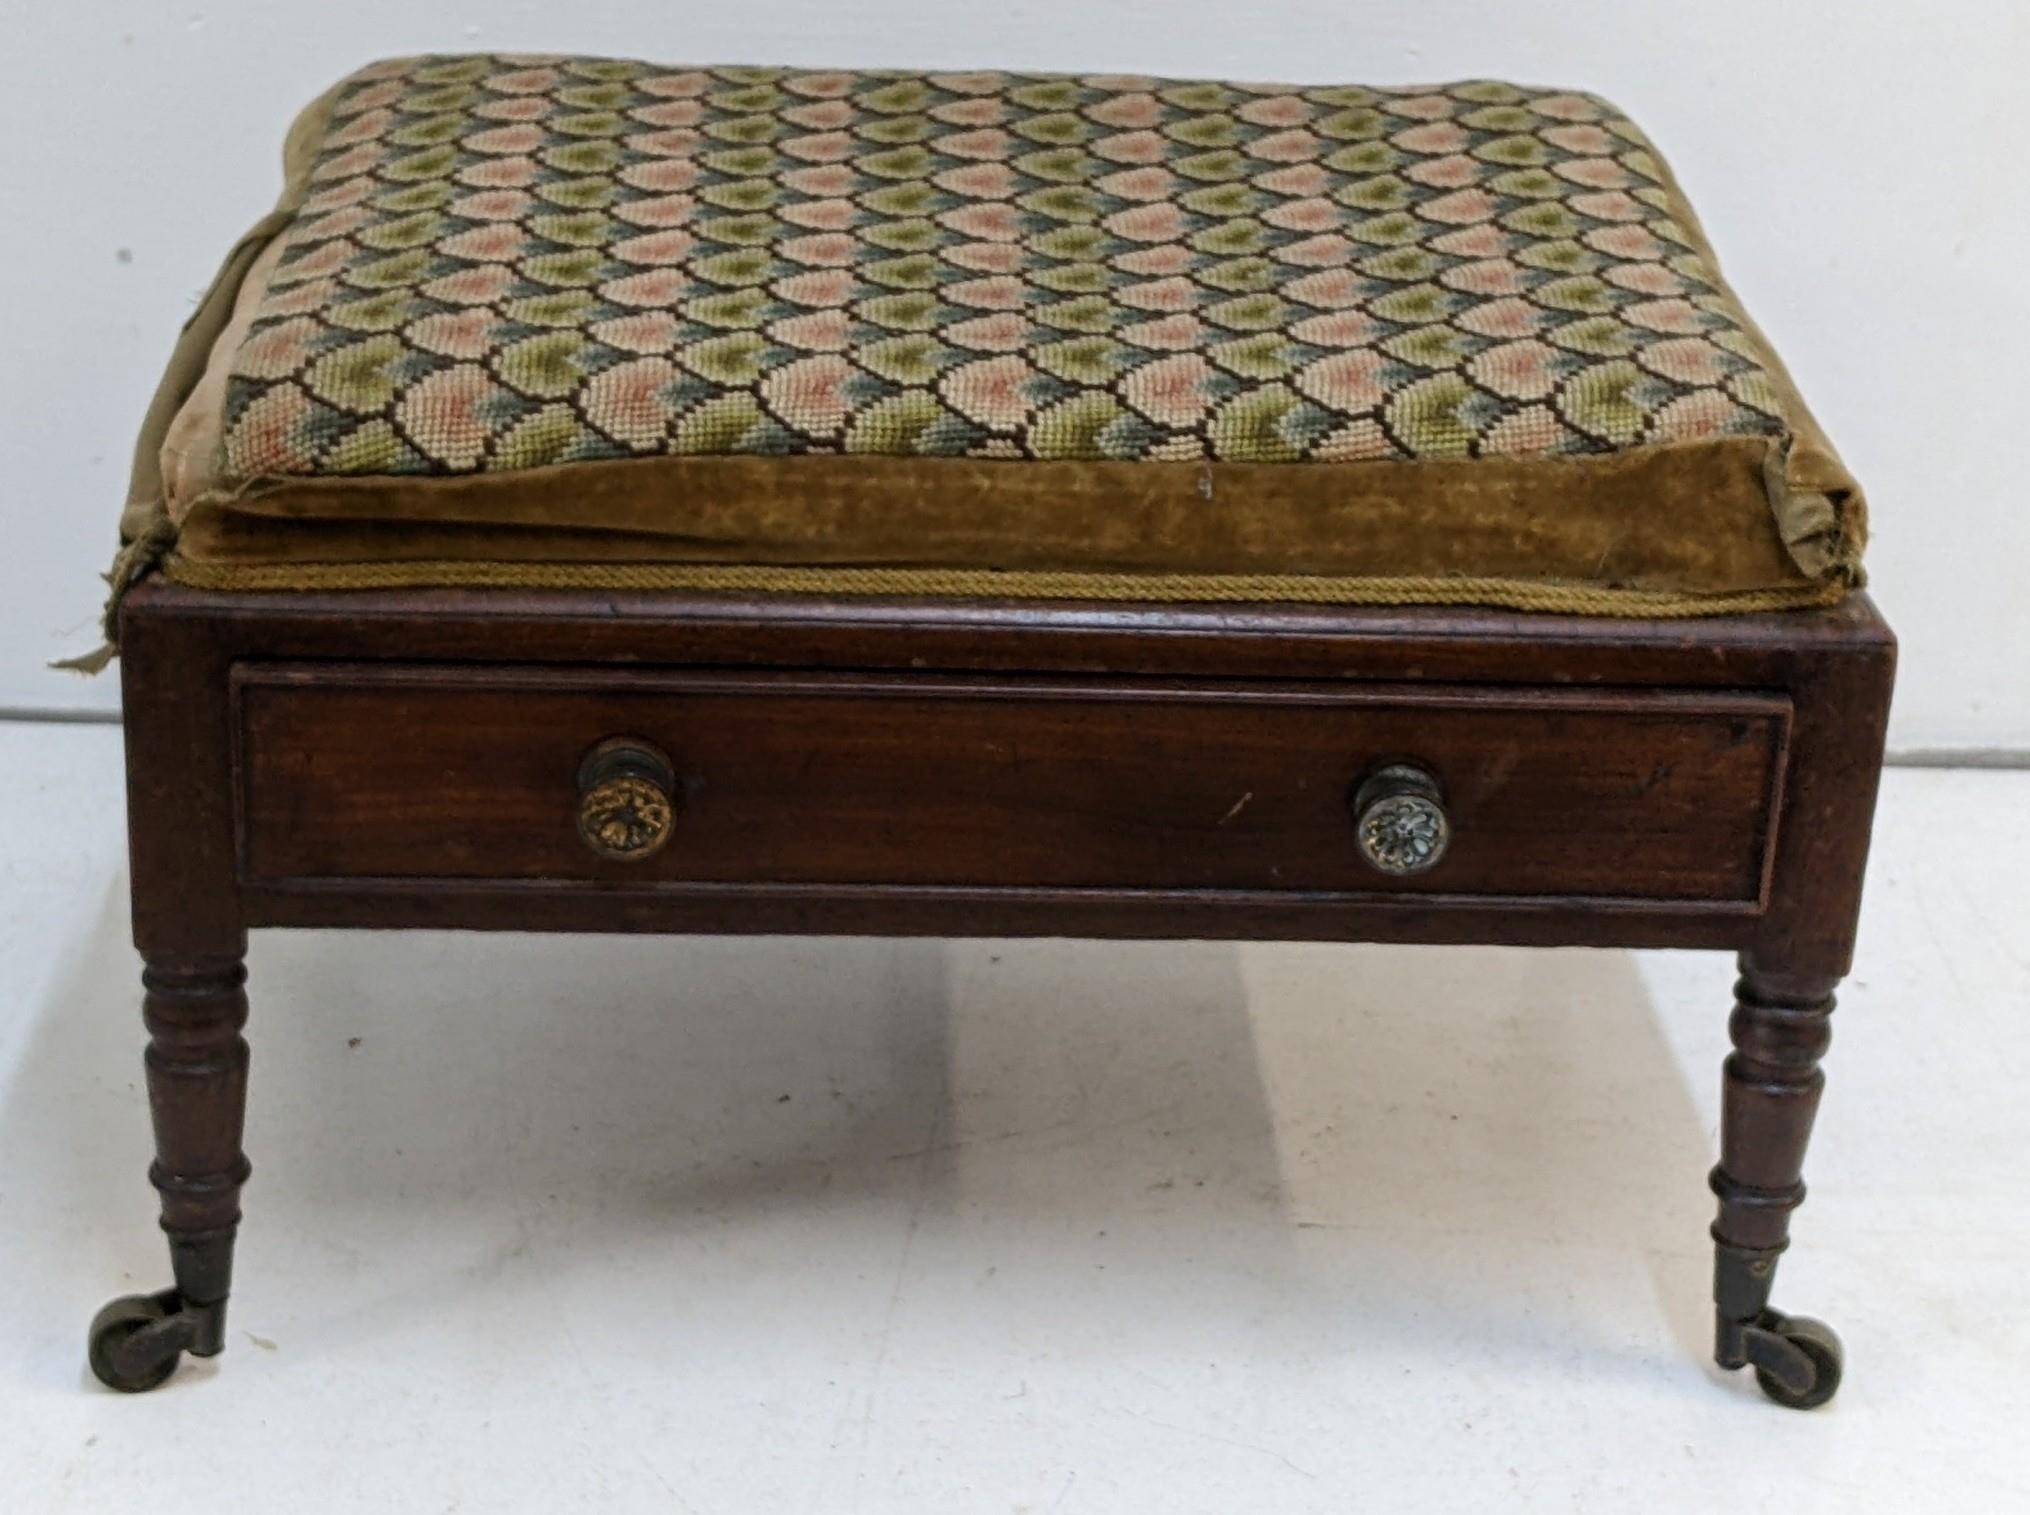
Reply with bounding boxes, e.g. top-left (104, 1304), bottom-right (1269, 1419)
top-left (235, 666), bottom-right (1787, 904)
